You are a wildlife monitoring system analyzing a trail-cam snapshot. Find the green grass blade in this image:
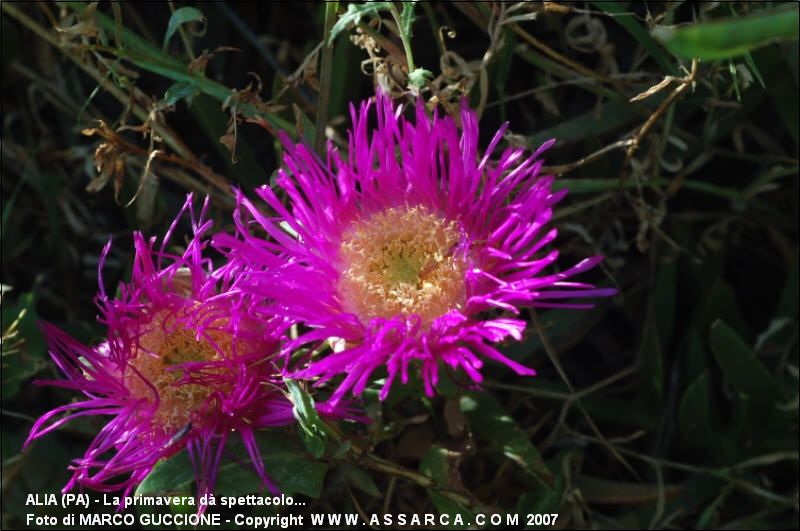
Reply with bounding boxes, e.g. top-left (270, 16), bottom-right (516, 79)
top-left (652, 6), bottom-right (799, 60)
